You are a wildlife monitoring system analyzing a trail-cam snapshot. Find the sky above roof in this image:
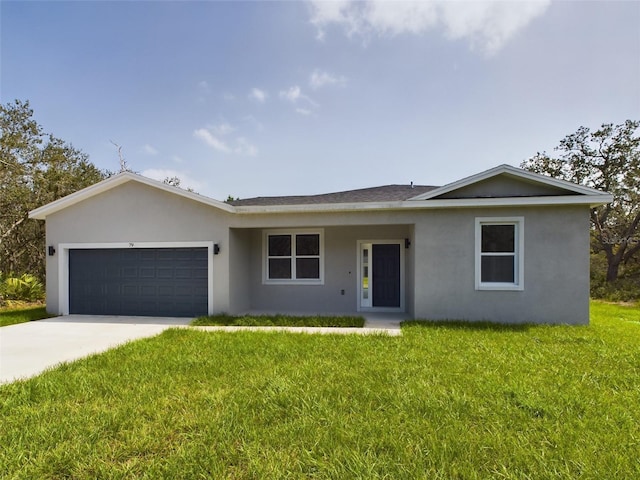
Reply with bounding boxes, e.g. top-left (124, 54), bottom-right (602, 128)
top-left (2, 1), bottom-right (639, 201)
